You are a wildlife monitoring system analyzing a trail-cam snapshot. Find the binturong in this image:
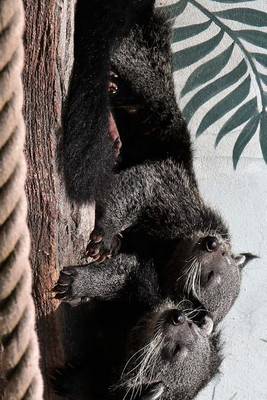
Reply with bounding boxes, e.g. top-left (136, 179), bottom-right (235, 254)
top-left (83, 8), bottom-right (257, 324)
